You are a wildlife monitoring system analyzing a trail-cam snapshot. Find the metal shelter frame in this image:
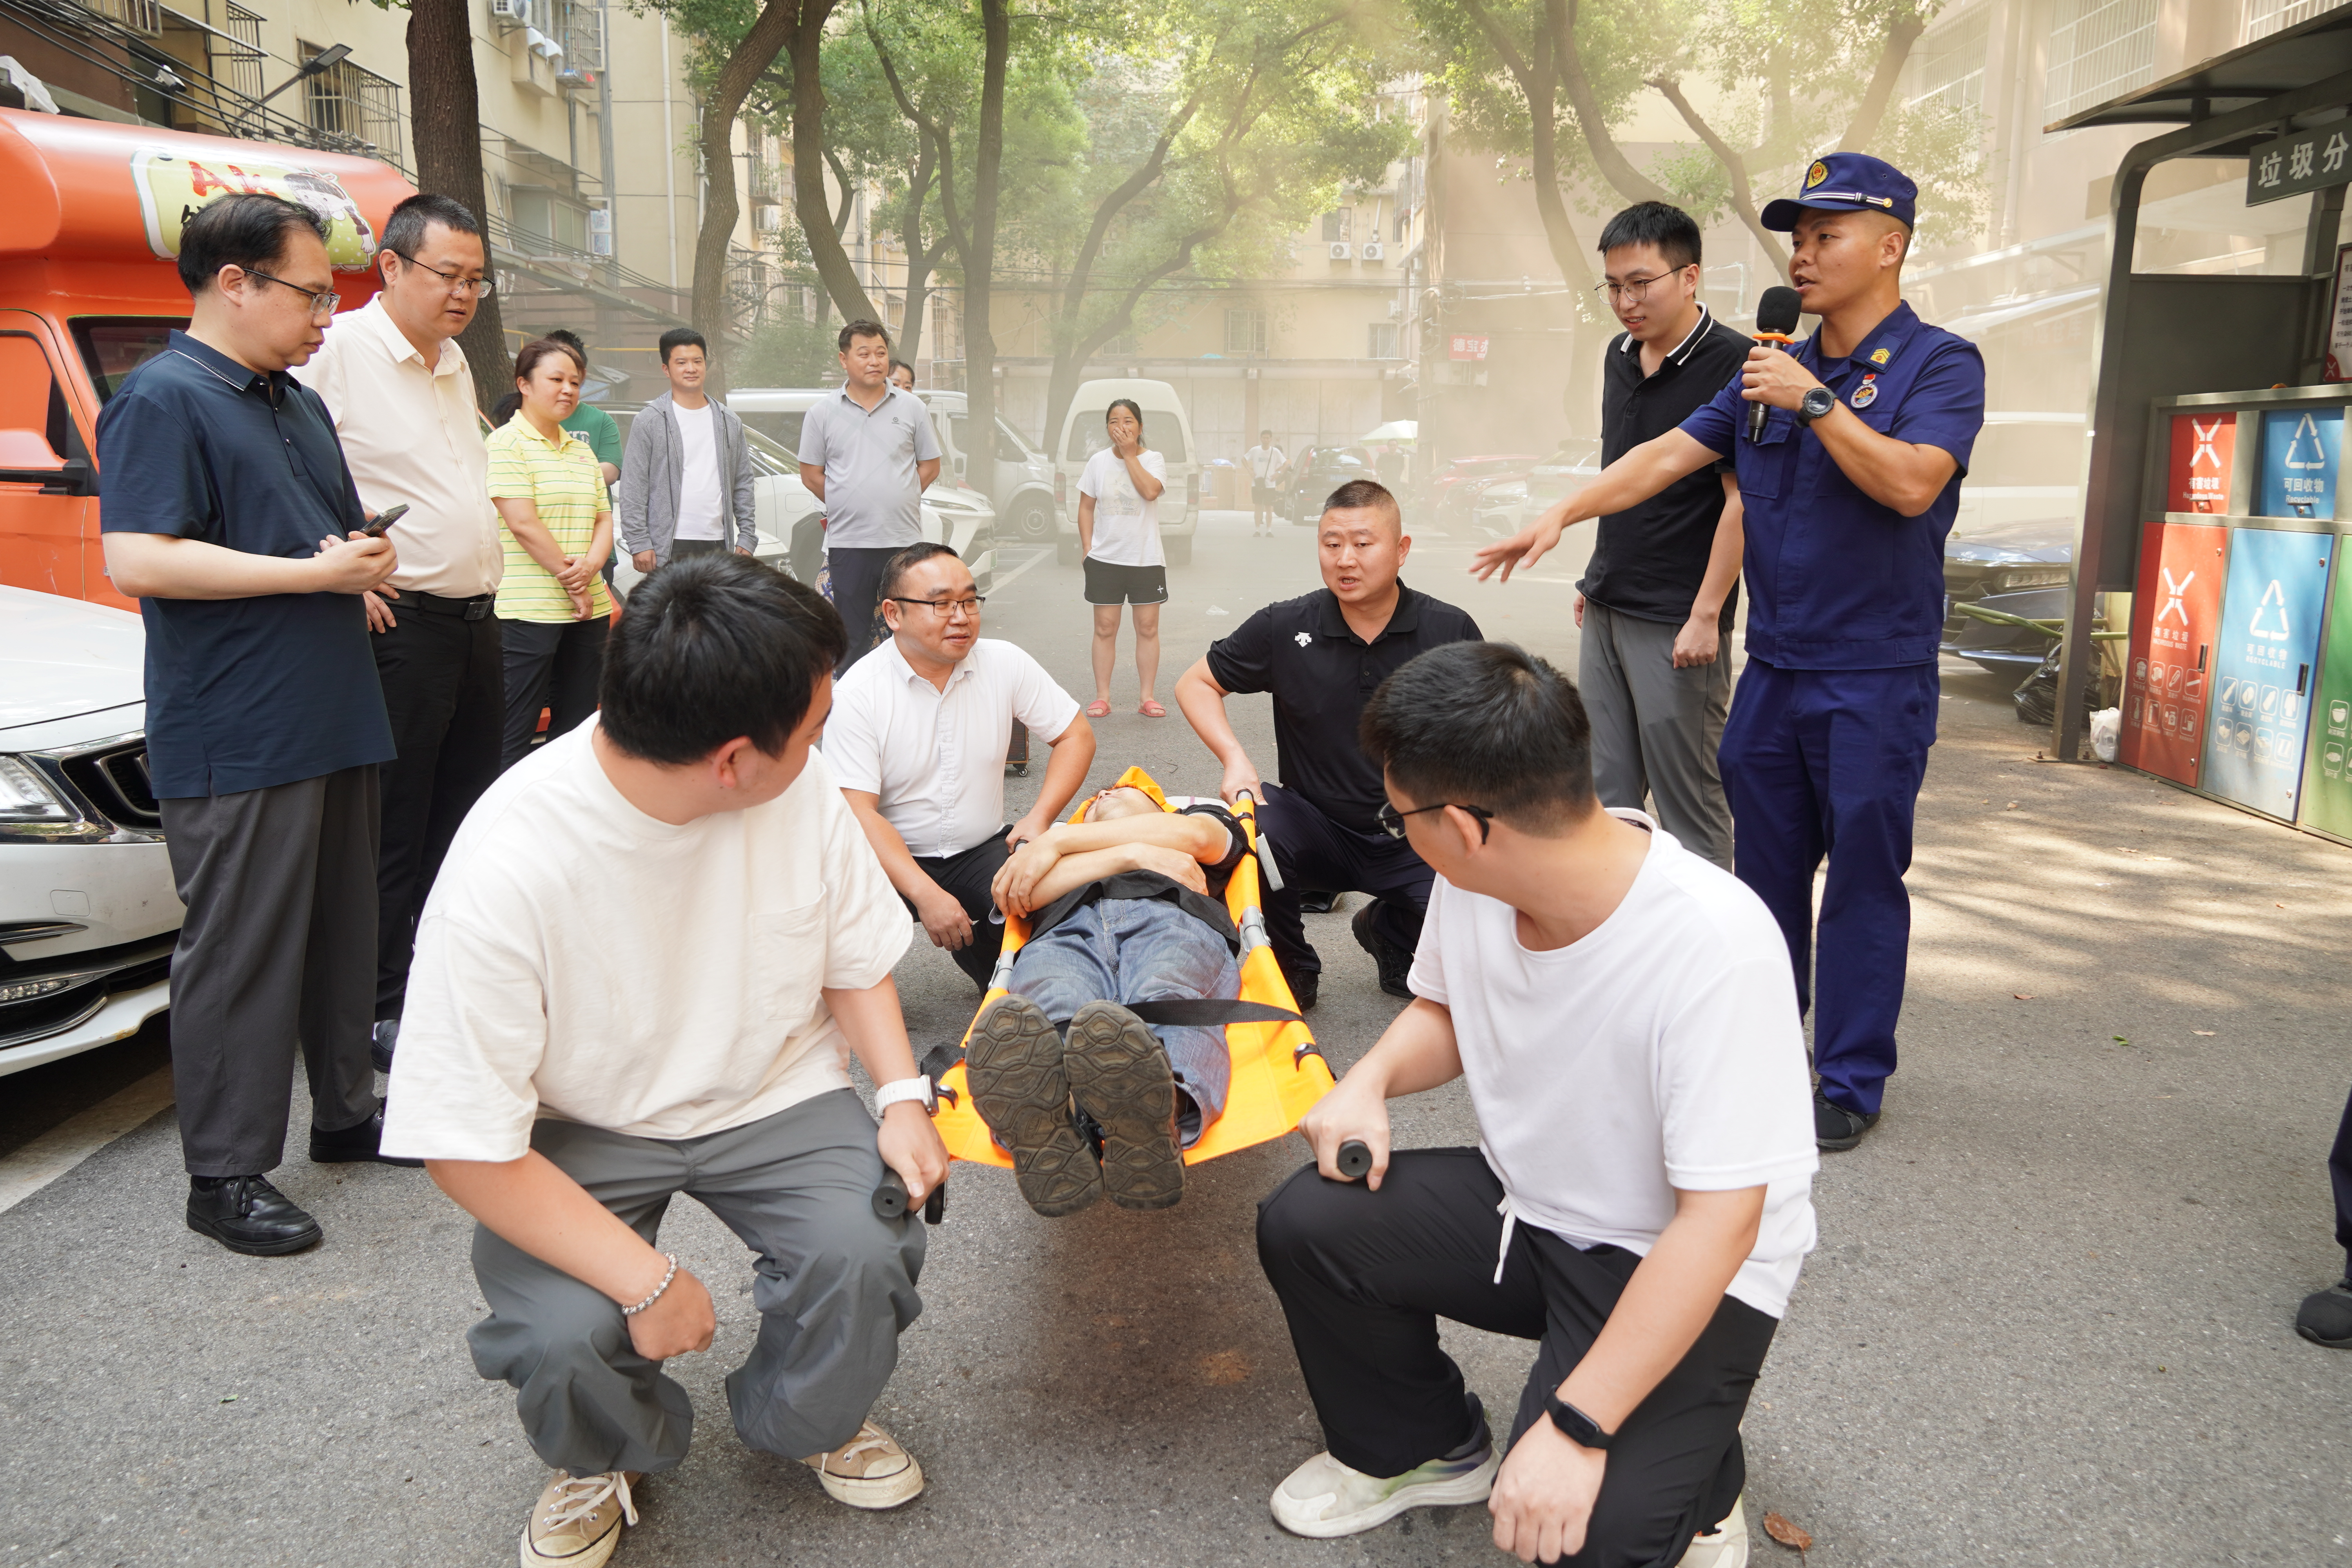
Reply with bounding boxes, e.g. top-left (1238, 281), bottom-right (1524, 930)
top-left (2052, 8), bottom-right (2352, 762)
